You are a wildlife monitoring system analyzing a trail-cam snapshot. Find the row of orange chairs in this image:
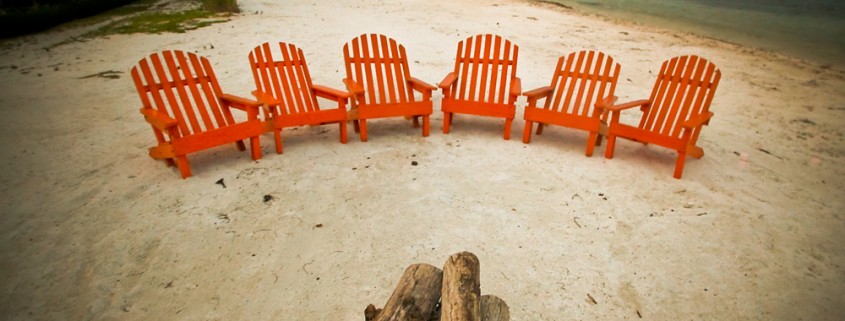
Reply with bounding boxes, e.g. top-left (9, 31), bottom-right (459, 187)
top-left (131, 34), bottom-right (721, 179)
